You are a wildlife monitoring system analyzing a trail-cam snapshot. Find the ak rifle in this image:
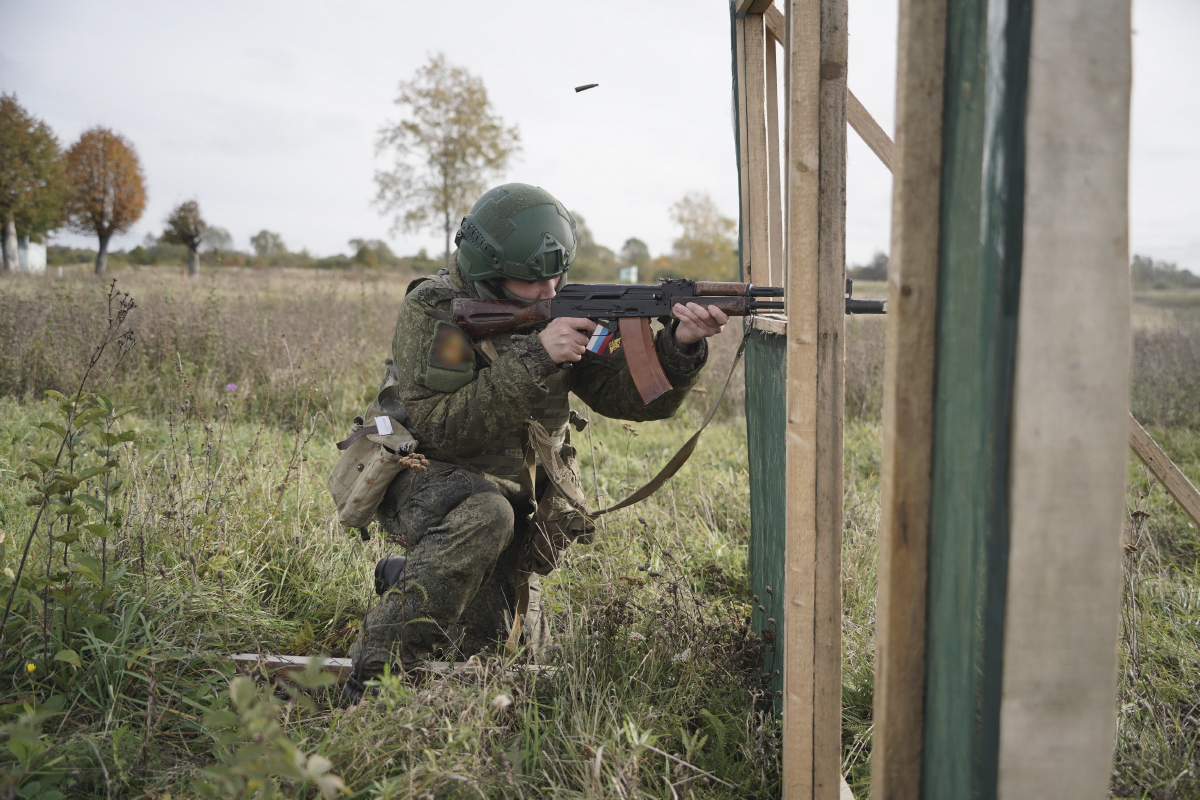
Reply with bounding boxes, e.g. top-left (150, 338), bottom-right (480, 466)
top-left (451, 278), bottom-right (885, 405)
